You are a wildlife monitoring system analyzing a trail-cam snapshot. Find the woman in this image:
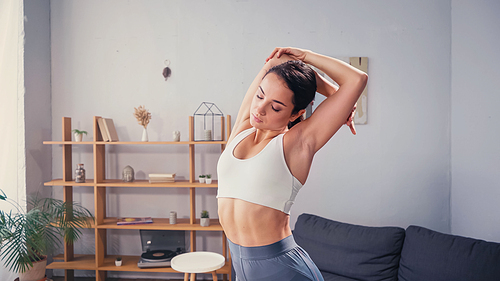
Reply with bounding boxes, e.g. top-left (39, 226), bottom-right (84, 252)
top-left (217, 47), bottom-right (367, 281)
